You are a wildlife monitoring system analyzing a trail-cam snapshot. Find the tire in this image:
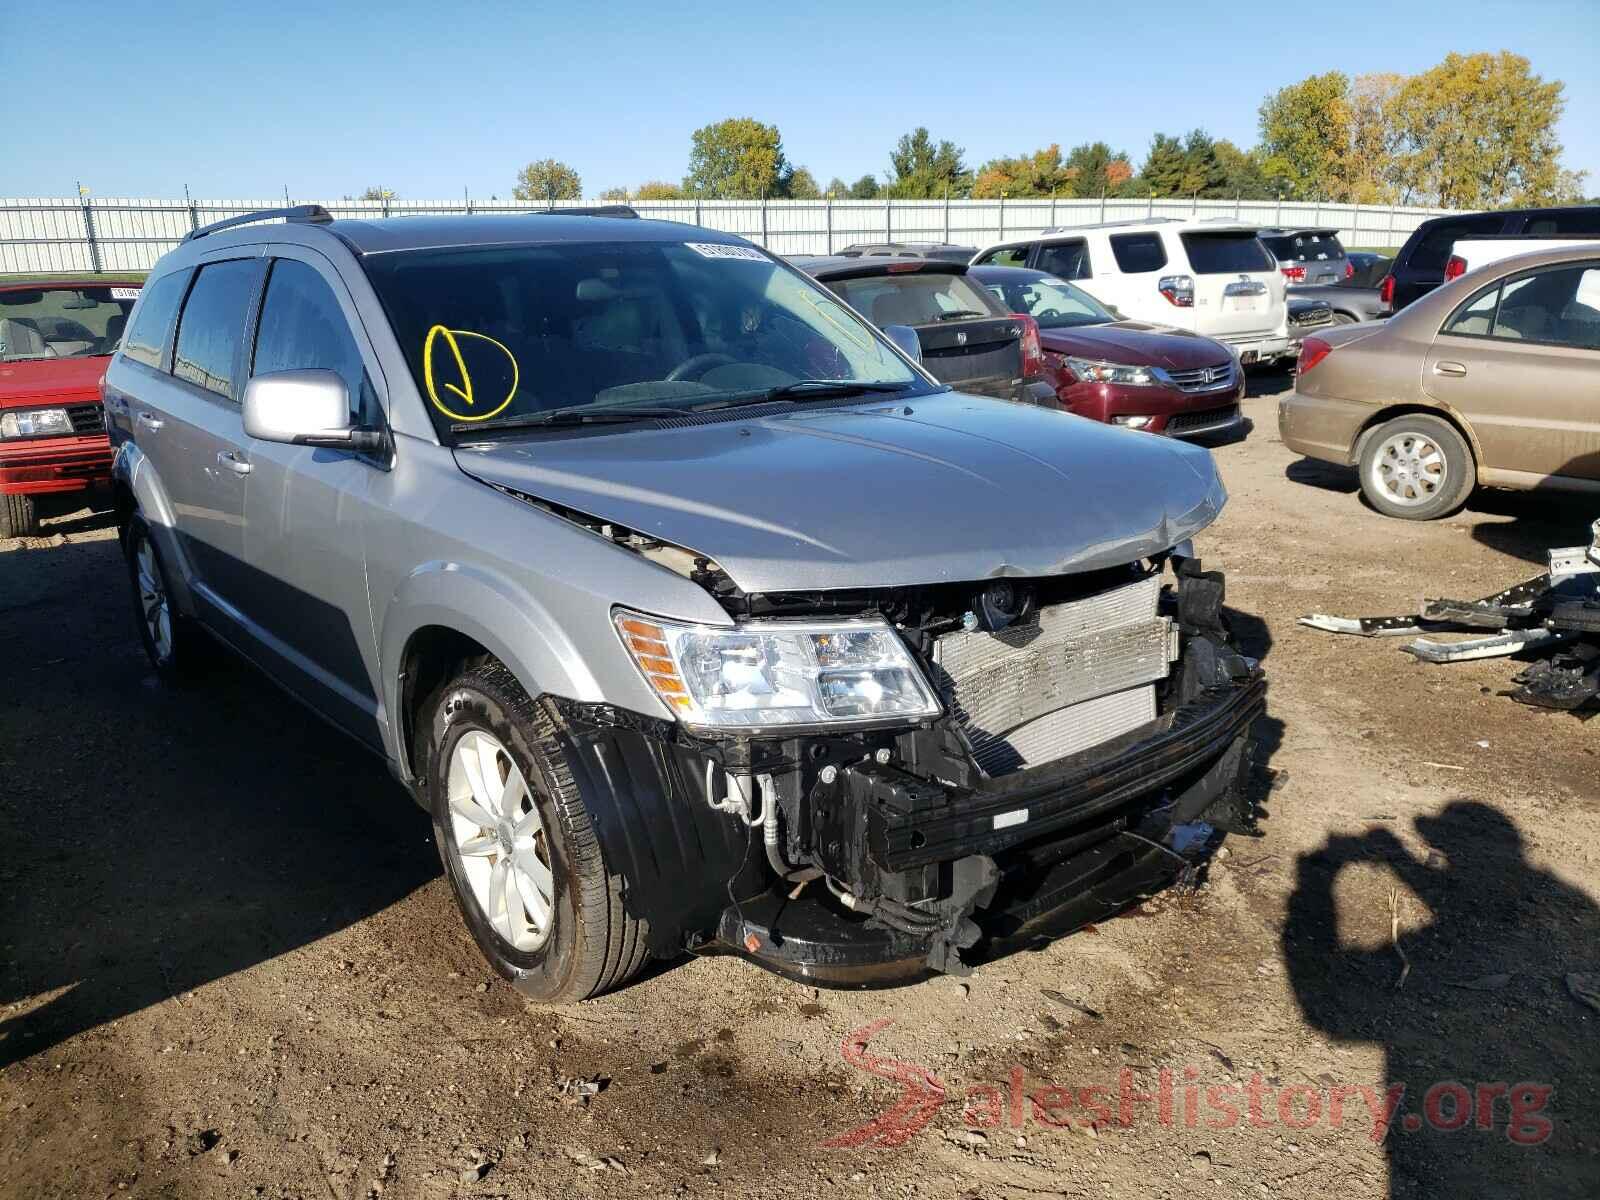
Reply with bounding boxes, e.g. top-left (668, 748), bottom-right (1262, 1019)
top-left (421, 661), bottom-right (650, 1003)
top-left (0, 492), bottom-right (38, 539)
top-left (124, 514), bottom-right (207, 680)
top-left (1331, 312), bottom-right (1358, 325)
top-left (1358, 413), bottom-right (1474, 521)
